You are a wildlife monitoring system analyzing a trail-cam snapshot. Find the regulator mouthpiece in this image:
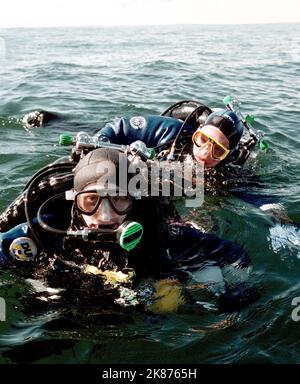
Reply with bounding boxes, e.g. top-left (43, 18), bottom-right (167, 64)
top-left (66, 221), bottom-right (143, 251)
